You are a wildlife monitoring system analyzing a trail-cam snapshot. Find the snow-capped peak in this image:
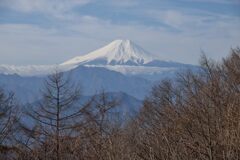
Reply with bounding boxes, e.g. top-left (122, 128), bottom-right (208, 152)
top-left (61, 39), bottom-right (154, 66)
